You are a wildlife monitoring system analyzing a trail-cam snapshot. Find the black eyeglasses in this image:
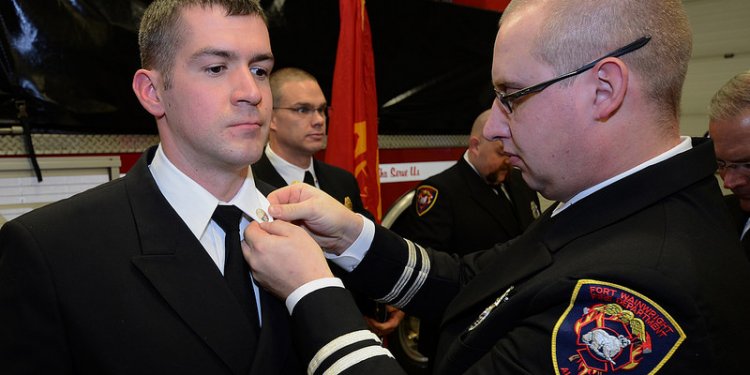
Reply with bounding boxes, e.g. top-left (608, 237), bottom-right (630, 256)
top-left (494, 36), bottom-right (652, 114)
top-left (273, 105), bottom-right (329, 118)
top-left (717, 160), bottom-right (750, 174)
